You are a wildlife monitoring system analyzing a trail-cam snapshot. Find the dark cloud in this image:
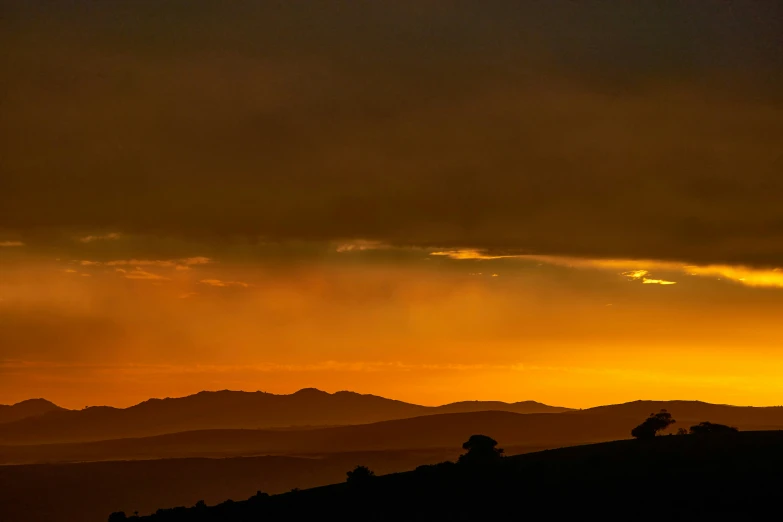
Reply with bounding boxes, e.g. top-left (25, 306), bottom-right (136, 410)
top-left (1, 1), bottom-right (782, 265)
